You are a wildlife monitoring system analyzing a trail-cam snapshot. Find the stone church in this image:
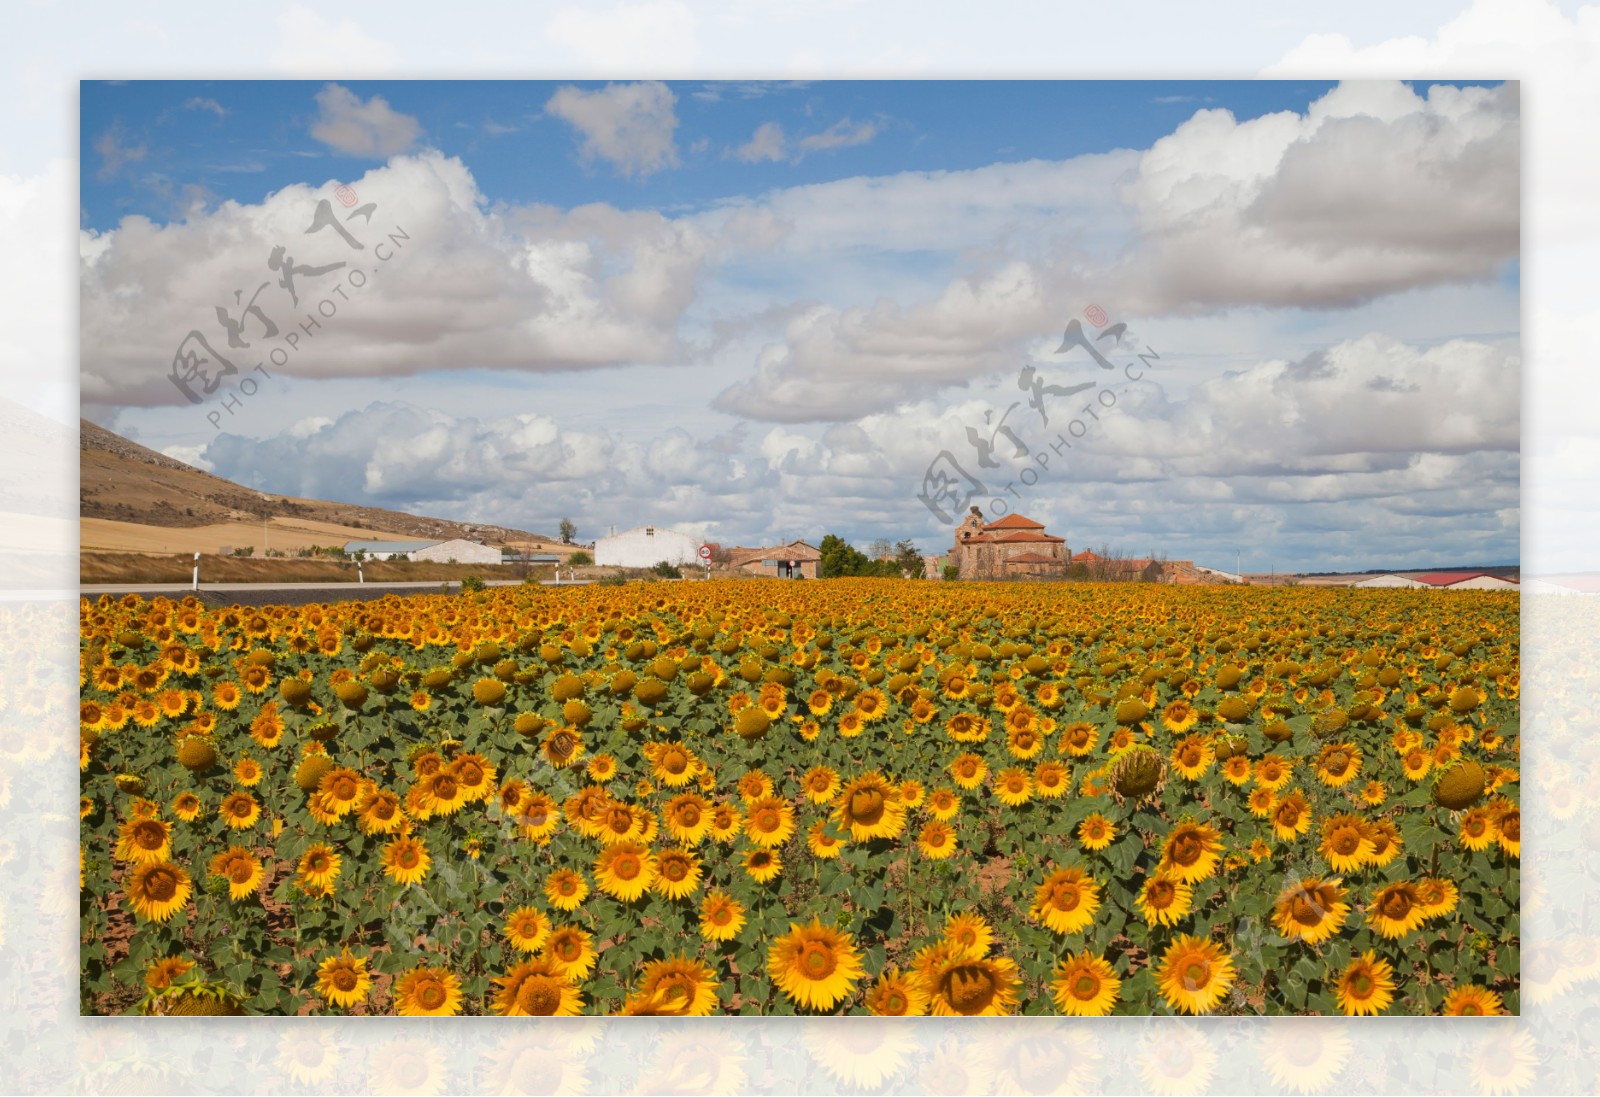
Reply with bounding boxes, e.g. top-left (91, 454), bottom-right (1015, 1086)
top-left (946, 507), bottom-right (1070, 580)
